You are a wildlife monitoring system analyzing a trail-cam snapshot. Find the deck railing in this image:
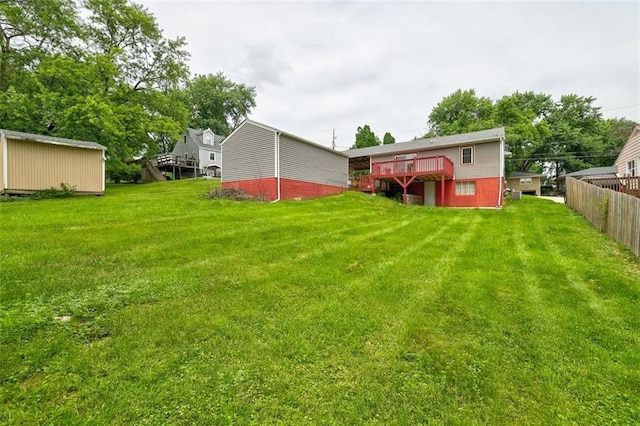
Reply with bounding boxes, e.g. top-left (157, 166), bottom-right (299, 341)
top-left (155, 153), bottom-right (198, 168)
top-left (583, 176), bottom-right (640, 198)
top-left (371, 155), bottom-right (454, 179)
top-left (358, 175), bottom-right (374, 191)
